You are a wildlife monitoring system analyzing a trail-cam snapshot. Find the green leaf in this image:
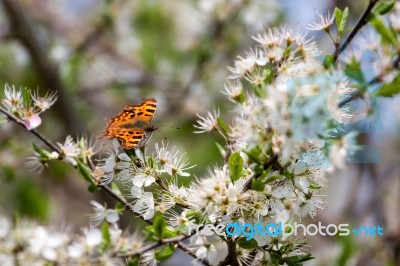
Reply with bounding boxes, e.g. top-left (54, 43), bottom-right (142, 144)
top-left (114, 202), bottom-right (125, 214)
top-left (264, 175), bottom-right (282, 184)
top-left (335, 7), bottom-right (349, 38)
top-left (251, 178), bottom-right (265, 191)
top-left (126, 257), bottom-right (140, 266)
top-left (100, 222), bottom-right (111, 252)
top-left (344, 60), bottom-right (365, 85)
top-left (283, 46), bottom-right (292, 59)
top-left (374, 73), bottom-right (400, 97)
top-left (228, 152), bottom-right (244, 182)
top-left (253, 84), bottom-right (266, 98)
top-left (237, 237), bottom-right (258, 249)
top-left (111, 182), bottom-right (122, 195)
top-left (373, 0), bottom-right (395, 15)
top-left (154, 244), bottom-right (176, 261)
top-left (233, 92), bottom-right (246, 104)
top-left (77, 160), bottom-right (96, 185)
top-left (308, 183), bottom-right (321, 189)
top-left (271, 253), bottom-right (281, 265)
top-left (263, 68), bottom-right (274, 85)
top-left (282, 253), bottom-right (315, 266)
top-left (32, 143), bottom-right (54, 159)
top-left (22, 87), bottom-right (31, 107)
top-left (369, 12), bottom-right (397, 45)
top-left (146, 213), bottom-right (178, 241)
top-left (216, 117), bottom-right (229, 135)
top-left (323, 54), bottom-right (335, 69)
top-left (87, 184), bottom-right (98, 193)
top-left (215, 142), bottom-right (226, 158)
top-left (244, 147), bottom-right (262, 164)
top-left (153, 213), bottom-right (167, 239)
